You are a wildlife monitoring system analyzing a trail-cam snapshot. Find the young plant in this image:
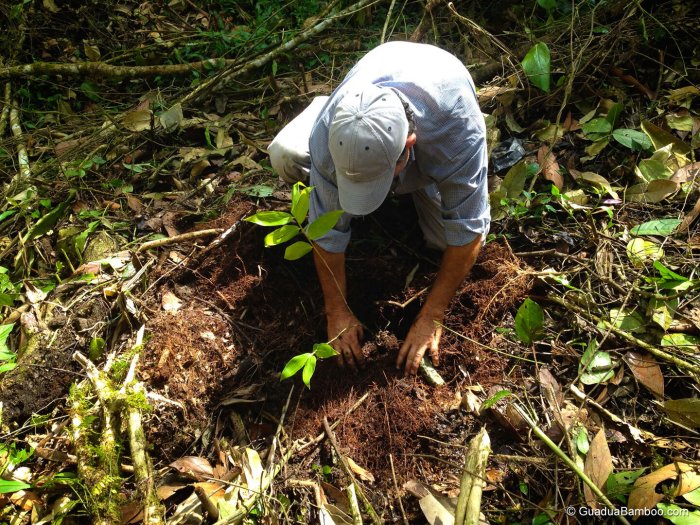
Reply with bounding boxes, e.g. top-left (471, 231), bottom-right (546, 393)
top-left (245, 181), bottom-right (344, 260)
top-left (244, 182), bottom-right (343, 386)
top-left (0, 323), bottom-right (16, 374)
